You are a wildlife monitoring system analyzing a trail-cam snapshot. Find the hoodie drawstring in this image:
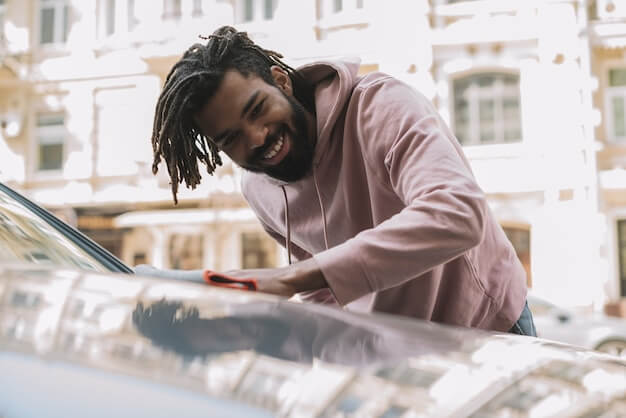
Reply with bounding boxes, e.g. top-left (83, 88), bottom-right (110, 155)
top-left (281, 185), bottom-right (293, 265)
top-left (313, 167), bottom-right (330, 251)
top-left (280, 168), bottom-right (329, 267)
